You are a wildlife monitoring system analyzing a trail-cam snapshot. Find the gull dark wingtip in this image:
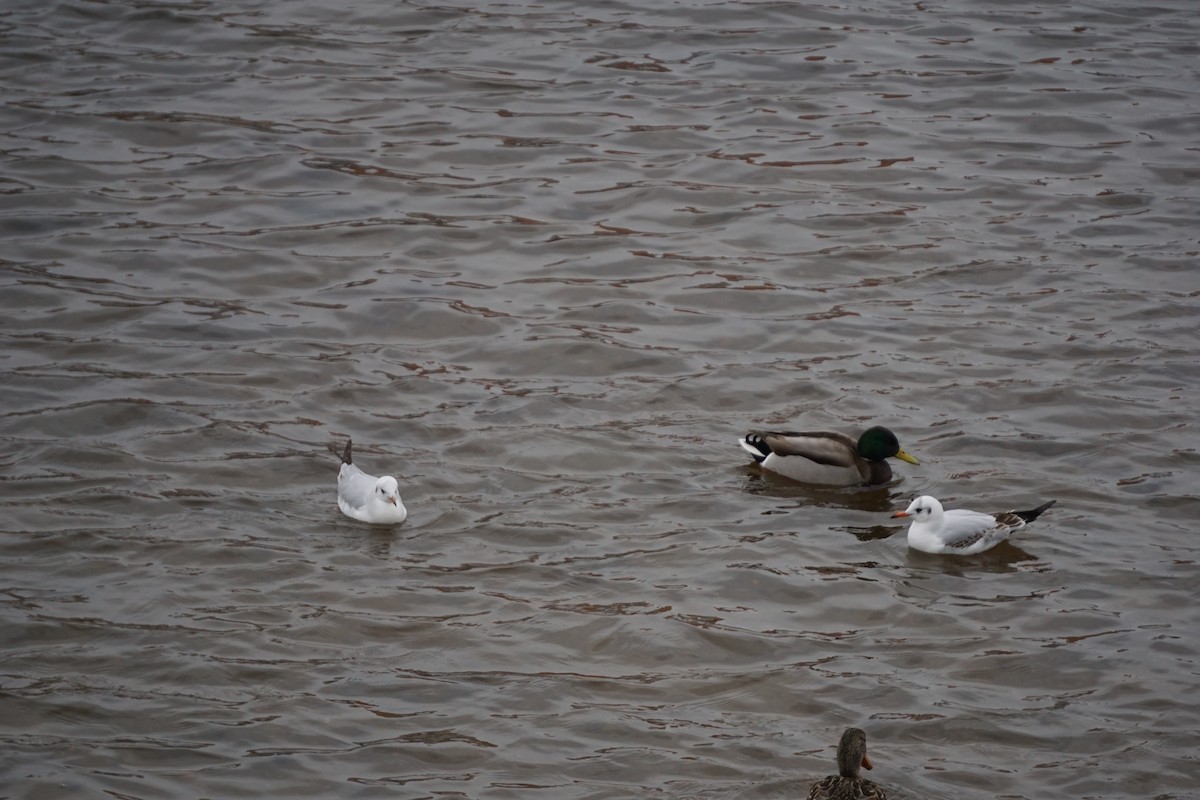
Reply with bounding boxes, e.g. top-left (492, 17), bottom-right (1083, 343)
top-left (1016, 499), bottom-right (1056, 523)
